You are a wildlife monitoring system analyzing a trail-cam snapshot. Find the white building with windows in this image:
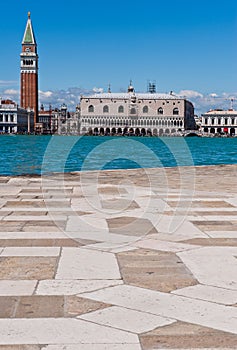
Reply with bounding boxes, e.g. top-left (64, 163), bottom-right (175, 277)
top-left (0, 99), bottom-right (34, 134)
top-left (201, 109), bottom-right (237, 136)
top-left (79, 84), bottom-right (196, 136)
